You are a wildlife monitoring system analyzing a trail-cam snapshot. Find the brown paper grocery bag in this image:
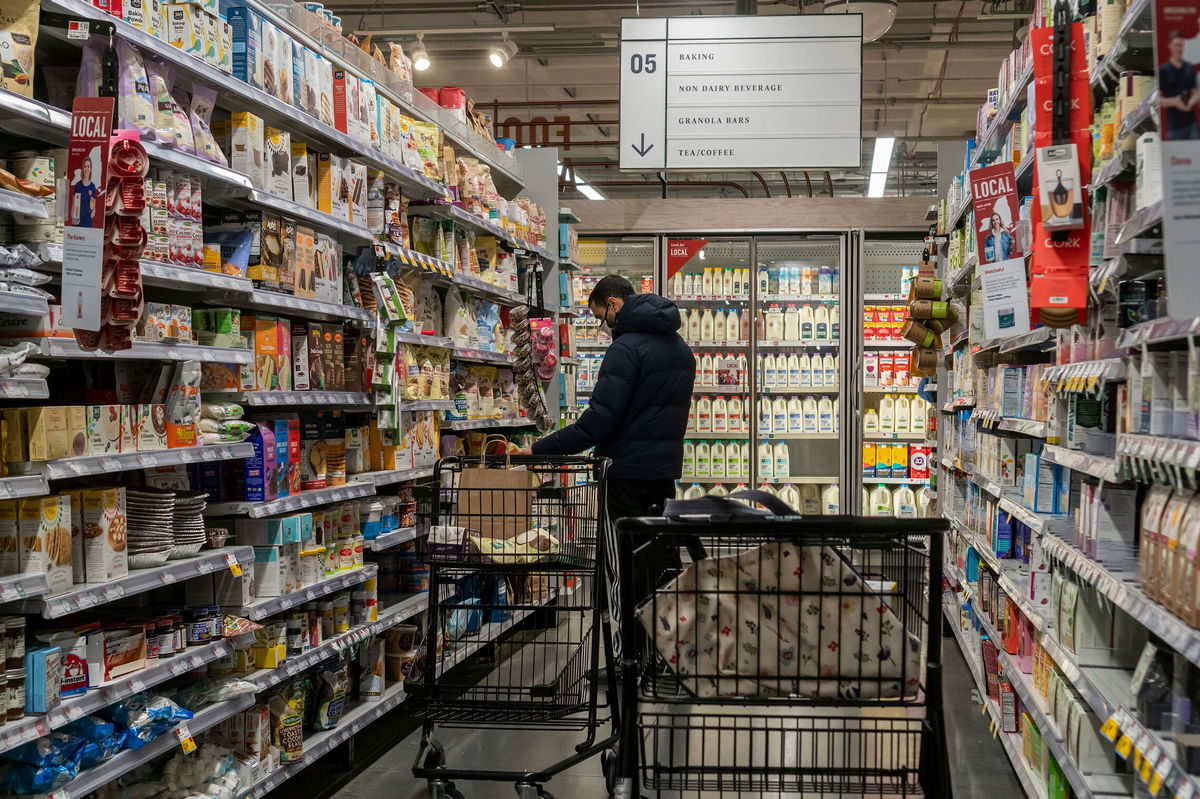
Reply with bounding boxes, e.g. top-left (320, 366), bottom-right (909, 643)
top-left (456, 441), bottom-right (543, 540)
